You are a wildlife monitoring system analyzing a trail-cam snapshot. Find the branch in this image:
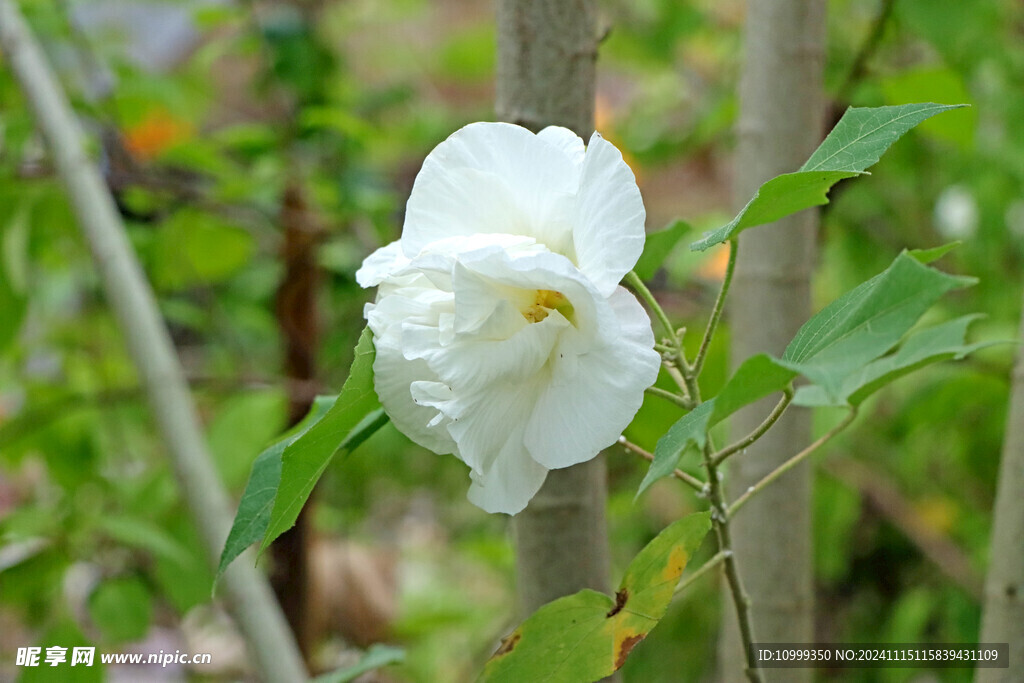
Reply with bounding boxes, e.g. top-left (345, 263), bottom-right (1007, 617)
top-left (619, 437), bottom-right (707, 492)
top-left (0, 4), bottom-right (306, 680)
top-left (824, 458), bottom-right (982, 600)
top-left (675, 550), bottom-right (729, 596)
top-left (690, 239), bottom-right (737, 379)
top-left (701, 438), bottom-right (762, 683)
top-left (625, 271), bottom-right (693, 383)
top-left (711, 387), bottom-right (793, 466)
top-left (836, 0), bottom-right (897, 103)
top-left (645, 385), bottom-right (694, 410)
top-left (728, 408), bottom-right (858, 518)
